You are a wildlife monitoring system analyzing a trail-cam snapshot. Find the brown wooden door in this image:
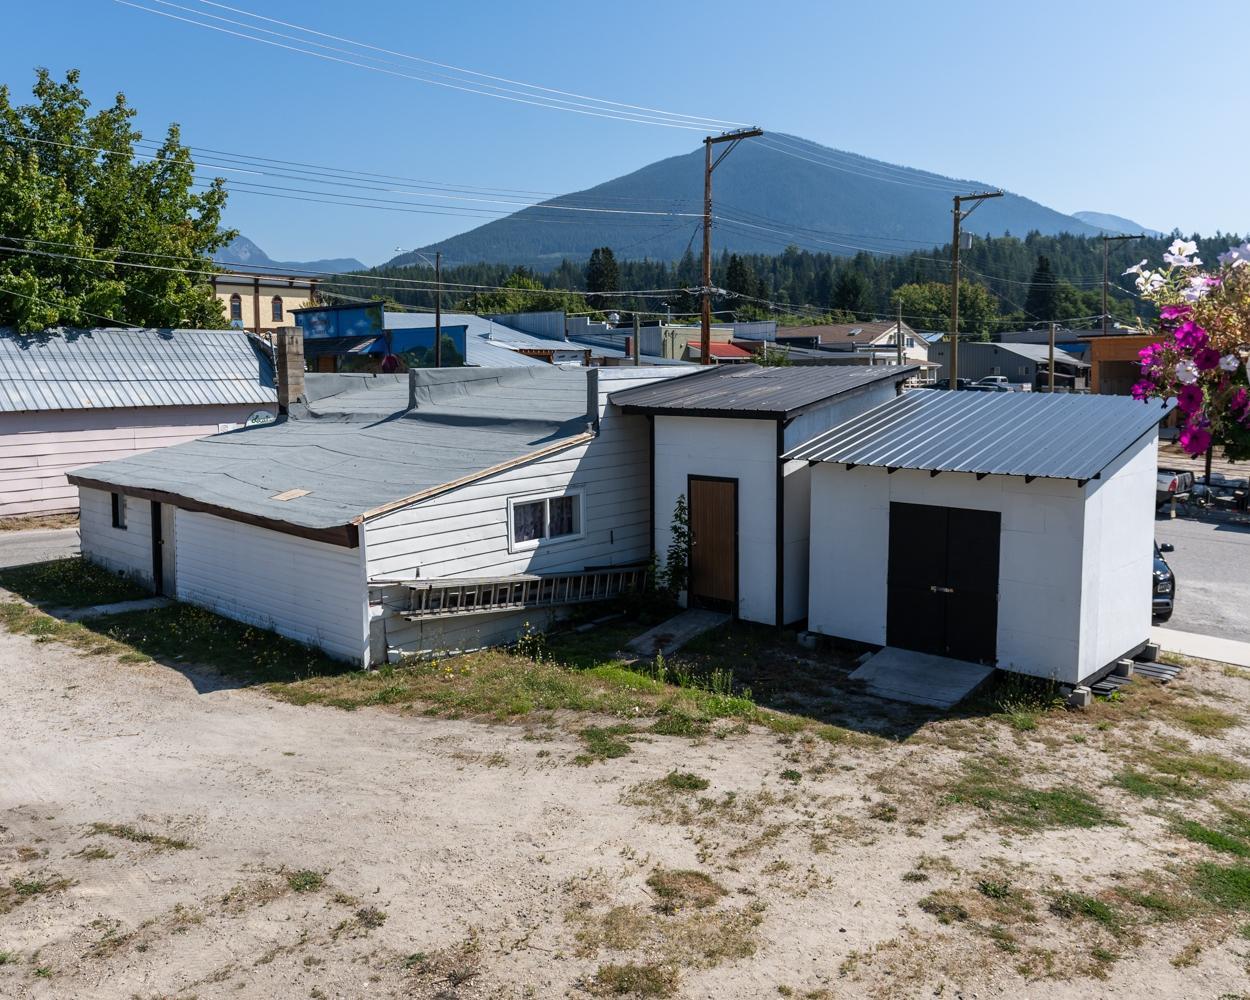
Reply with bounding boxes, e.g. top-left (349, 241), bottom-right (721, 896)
top-left (688, 477), bottom-right (737, 612)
